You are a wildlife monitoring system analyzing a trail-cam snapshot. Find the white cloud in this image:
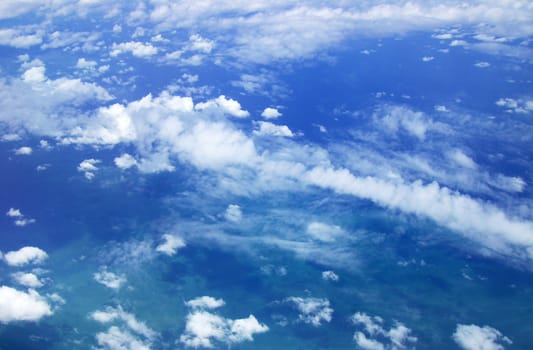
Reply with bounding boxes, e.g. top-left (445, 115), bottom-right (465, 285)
top-left (378, 105), bottom-right (443, 141)
top-left (91, 305), bottom-right (156, 339)
top-left (0, 286), bottom-right (52, 323)
top-left (307, 222), bottom-right (345, 243)
top-left (496, 98), bottom-right (533, 114)
top-left (96, 326), bottom-right (151, 350)
top-left (78, 158), bottom-right (101, 180)
top-left (156, 234), bottom-right (186, 256)
top-left (352, 312), bottom-right (417, 350)
top-left (195, 95), bottom-right (250, 118)
top-left (474, 61), bottom-right (491, 68)
top-left (114, 153), bottom-right (138, 169)
top-left (11, 272), bottom-right (44, 288)
top-left (111, 41), bottom-right (158, 58)
top-left (6, 208), bottom-right (23, 217)
top-left (253, 121), bottom-right (294, 138)
top-left (453, 324), bottom-right (512, 350)
top-left (447, 149), bottom-right (477, 170)
top-left (286, 297), bottom-right (333, 326)
top-left (422, 56), bottom-right (434, 62)
top-left (322, 270), bottom-right (339, 282)
top-left (0, 28), bottom-right (42, 48)
top-left (4, 246), bottom-right (48, 266)
top-left (185, 296), bottom-right (225, 310)
top-left (14, 146), bottom-right (32, 155)
top-left (224, 204), bottom-right (242, 223)
top-left (189, 34), bottom-right (214, 53)
top-left (76, 58), bottom-right (97, 69)
top-left (261, 107), bottom-right (282, 119)
top-left (434, 105), bottom-right (449, 112)
top-left (94, 269), bottom-right (127, 290)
